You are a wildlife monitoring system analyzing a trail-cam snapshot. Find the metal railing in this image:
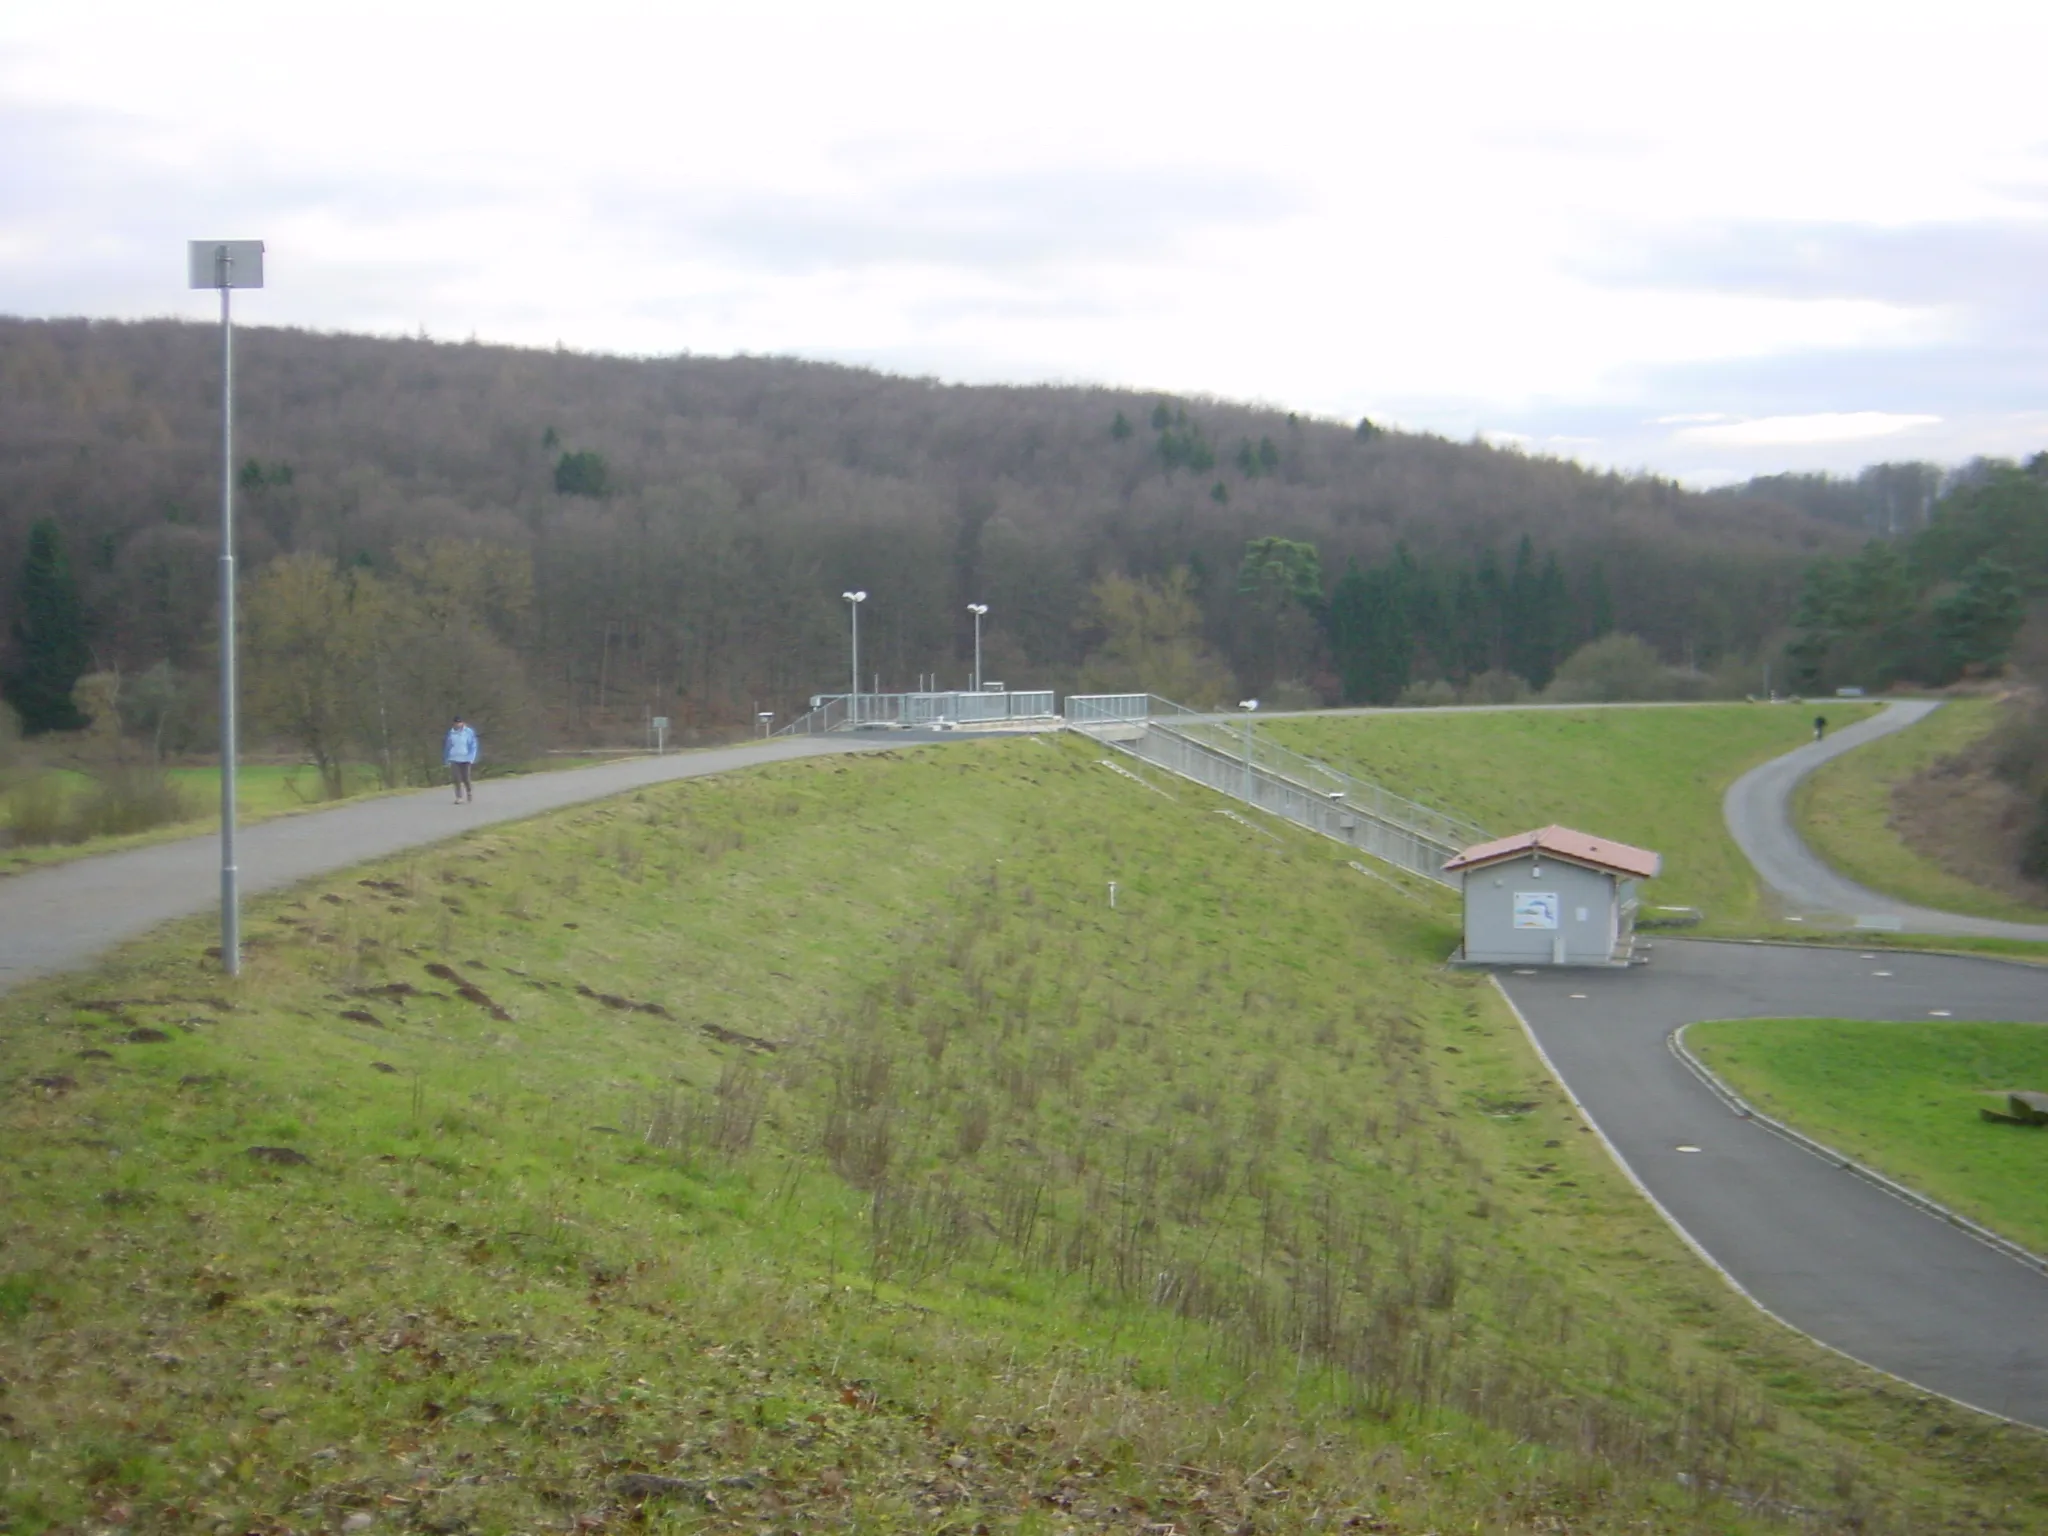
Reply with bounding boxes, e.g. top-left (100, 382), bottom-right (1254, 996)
top-left (775, 690), bottom-right (1058, 736)
top-left (1110, 724), bottom-right (1472, 883)
top-left (1065, 701), bottom-right (1484, 884)
top-left (1167, 718), bottom-right (1491, 851)
top-left (1062, 693), bottom-right (1208, 725)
